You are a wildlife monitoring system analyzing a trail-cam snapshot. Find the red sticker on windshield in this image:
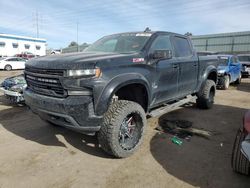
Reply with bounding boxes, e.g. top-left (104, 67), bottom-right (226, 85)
top-left (133, 58), bottom-right (144, 63)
